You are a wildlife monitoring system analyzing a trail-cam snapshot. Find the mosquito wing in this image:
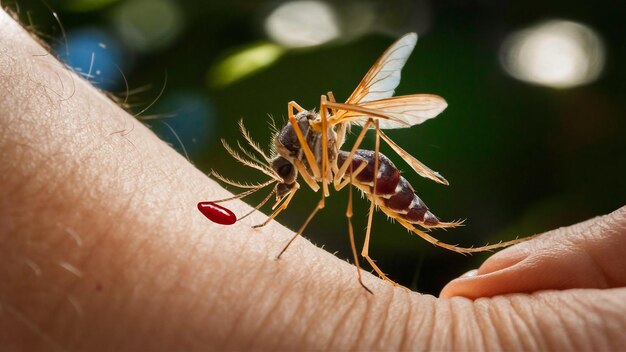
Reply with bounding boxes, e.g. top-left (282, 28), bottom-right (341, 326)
top-left (345, 32), bottom-right (418, 105)
top-left (323, 33), bottom-right (449, 185)
top-left (327, 94), bottom-right (447, 129)
top-left (330, 33), bottom-right (447, 128)
top-left (377, 127), bottom-right (449, 185)
top-left (325, 95), bottom-right (449, 184)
